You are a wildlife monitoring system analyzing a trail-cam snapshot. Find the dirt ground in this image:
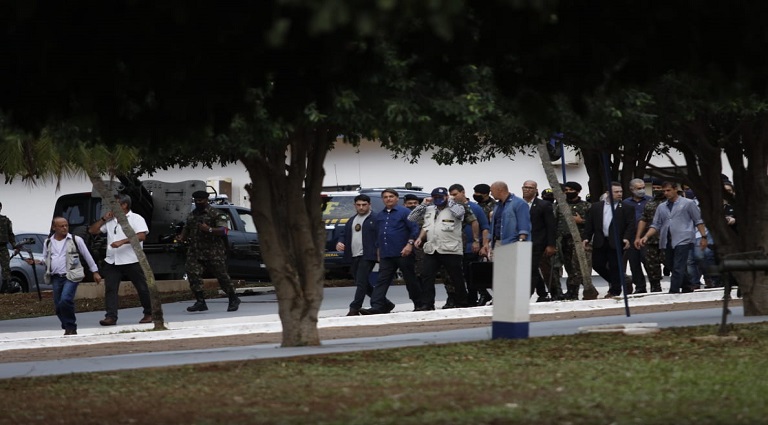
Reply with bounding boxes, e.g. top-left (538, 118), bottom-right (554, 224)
top-left (0, 300), bottom-right (738, 364)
